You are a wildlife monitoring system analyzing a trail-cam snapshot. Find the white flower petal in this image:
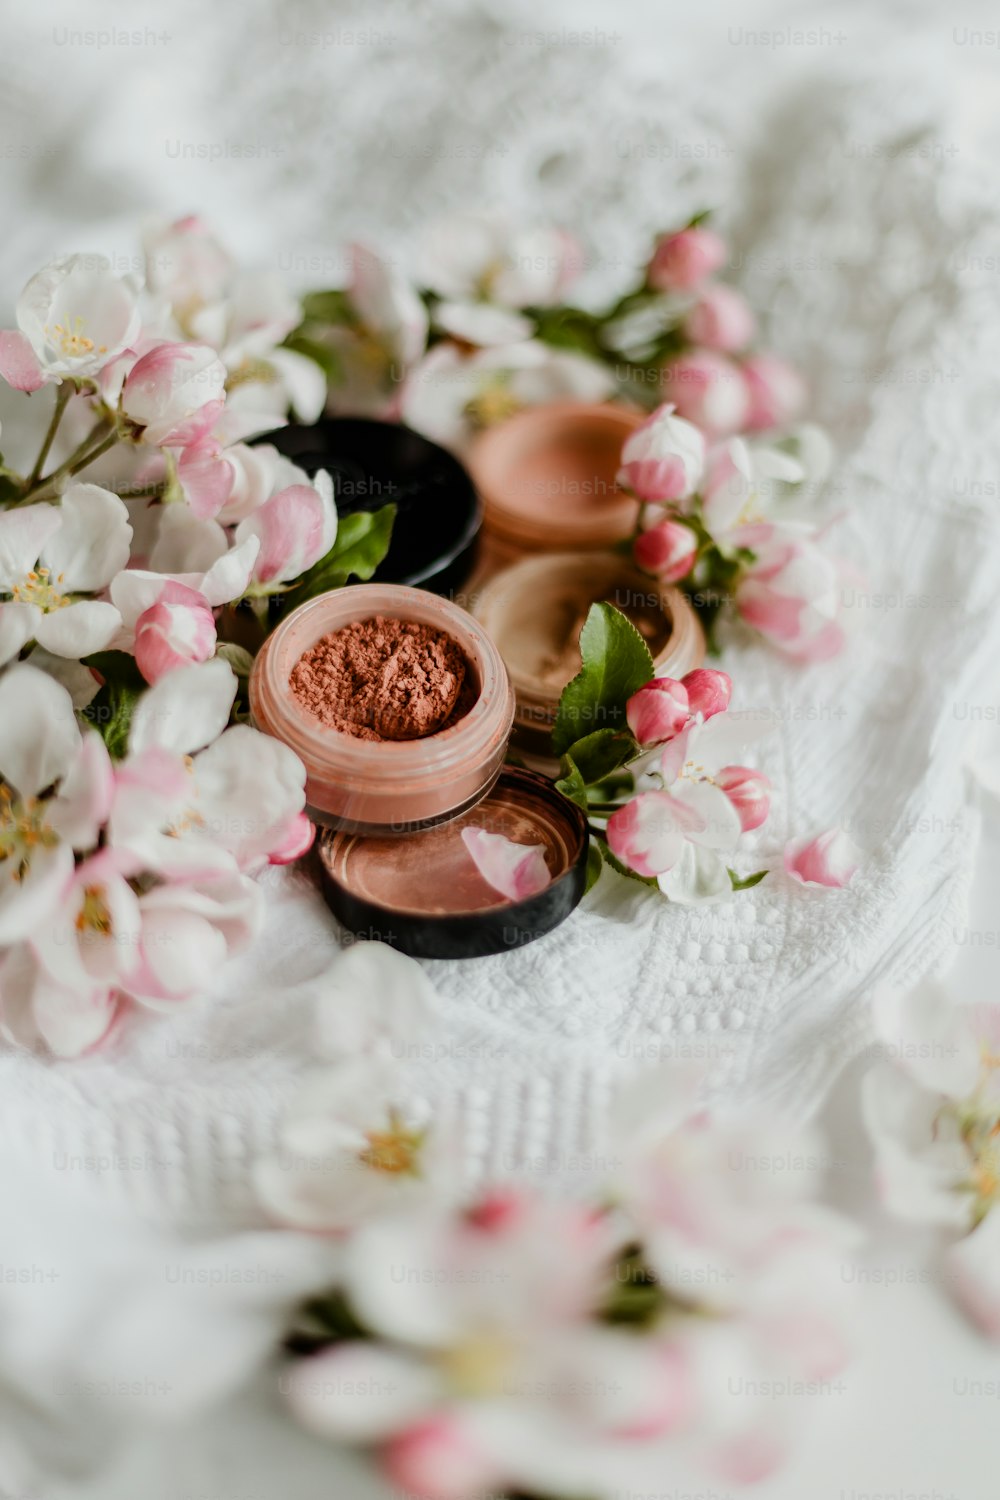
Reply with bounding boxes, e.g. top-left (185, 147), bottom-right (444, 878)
top-left (0, 841), bottom-right (75, 946)
top-left (34, 599), bottom-right (121, 659)
top-left (128, 658), bottom-right (237, 755)
top-left (0, 662), bottom-right (79, 797)
top-left (314, 941), bottom-right (442, 1061)
top-left (871, 981), bottom-right (981, 1096)
top-left (24, 644), bottom-right (101, 709)
top-left (0, 601), bottom-right (42, 665)
top-left (657, 841), bottom-right (733, 905)
top-left (149, 505), bottom-right (228, 574)
top-left (671, 779), bottom-right (742, 852)
top-left (41, 484), bottom-right (132, 592)
top-left (285, 1342), bottom-right (438, 1442)
top-left (197, 535), bottom-right (260, 606)
top-left (0, 504), bottom-right (61, 588)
